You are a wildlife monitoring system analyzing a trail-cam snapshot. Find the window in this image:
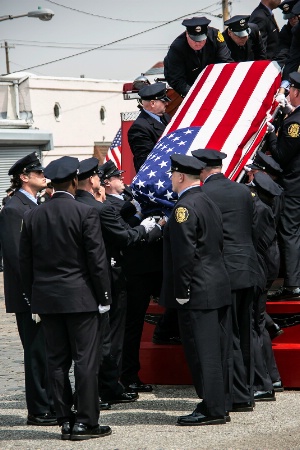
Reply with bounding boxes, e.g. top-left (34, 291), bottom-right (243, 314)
top-left (100, 106), bottom-right (106, 124)
top-left (54, 102), bottom-right (61, 121)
